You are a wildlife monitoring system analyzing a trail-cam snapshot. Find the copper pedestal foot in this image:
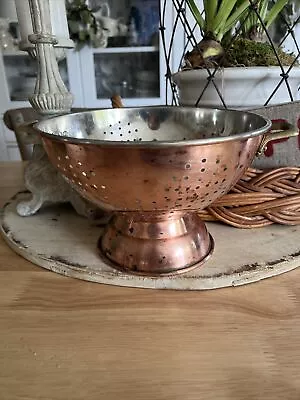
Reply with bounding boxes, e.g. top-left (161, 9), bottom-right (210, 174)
top-left (100, 212), bottom-right (214, 276)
